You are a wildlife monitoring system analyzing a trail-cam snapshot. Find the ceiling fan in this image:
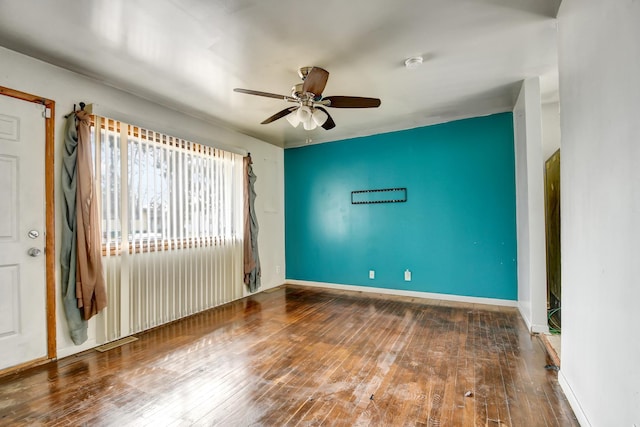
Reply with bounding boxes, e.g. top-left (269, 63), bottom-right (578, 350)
top-left (234, 66), bottom-right (381, 131)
